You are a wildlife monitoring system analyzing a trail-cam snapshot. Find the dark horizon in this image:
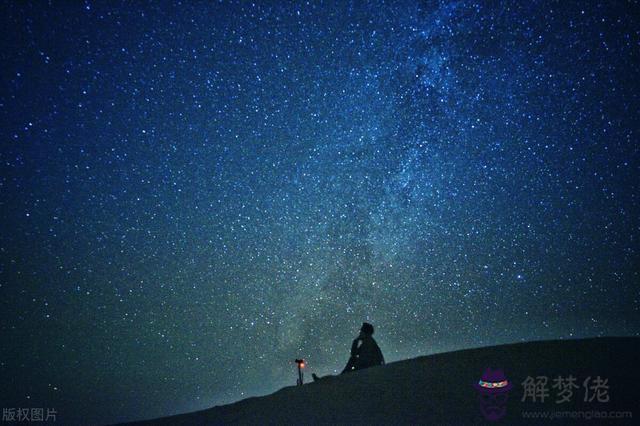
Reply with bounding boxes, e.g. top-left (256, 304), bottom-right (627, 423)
top-left (1, 1), bottom-right (639, 425)
top-left (118, 336), bottom-right (640, 425)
